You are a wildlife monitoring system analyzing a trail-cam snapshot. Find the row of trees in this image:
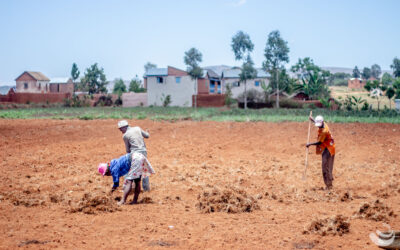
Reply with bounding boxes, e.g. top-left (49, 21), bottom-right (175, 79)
top-left (70, 63), bottom-right (147, 95)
